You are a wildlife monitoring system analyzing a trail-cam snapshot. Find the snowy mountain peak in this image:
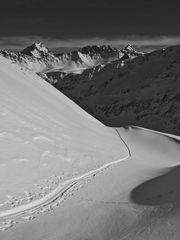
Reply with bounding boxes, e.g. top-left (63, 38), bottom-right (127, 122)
top-left (120, 44), bottom-right (144, 60)
top-left (34, 42), bottom-right (49, 52)
top-left (0, 42), bottom-right (145, 75)
top-left (21, 42), bottom-right (49, 58)
top-left (123, 44), bottom-right (135, 52)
